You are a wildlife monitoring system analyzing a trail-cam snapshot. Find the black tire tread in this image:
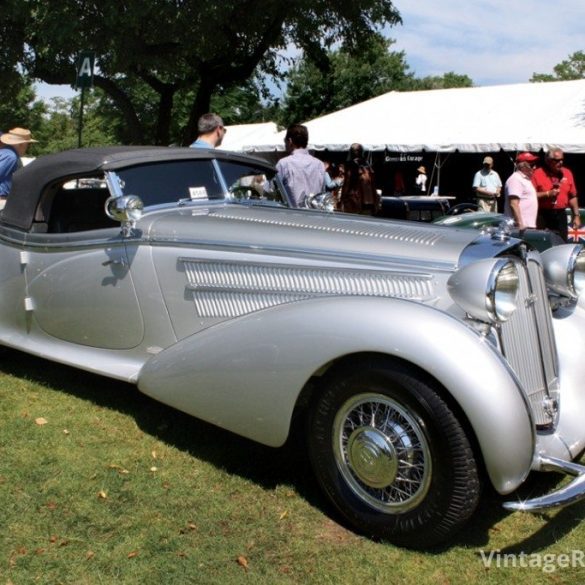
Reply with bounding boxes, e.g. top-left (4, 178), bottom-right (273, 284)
top-left (308, 356), bottom-right (481, 549)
